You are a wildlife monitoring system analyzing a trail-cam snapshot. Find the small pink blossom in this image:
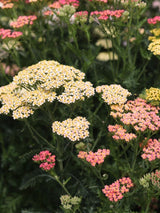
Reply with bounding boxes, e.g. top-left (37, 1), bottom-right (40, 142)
top-left (32, 150), bottom-right (56, 171)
